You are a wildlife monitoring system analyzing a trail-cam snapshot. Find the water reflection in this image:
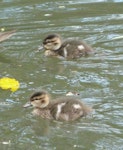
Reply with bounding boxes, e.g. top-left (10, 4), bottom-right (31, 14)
top-left (0, 0), bottom-right (123, 149)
